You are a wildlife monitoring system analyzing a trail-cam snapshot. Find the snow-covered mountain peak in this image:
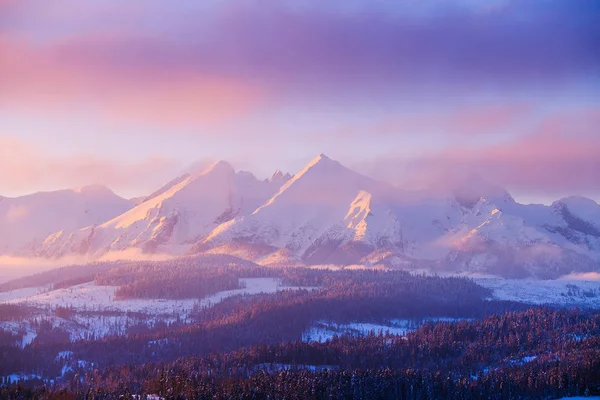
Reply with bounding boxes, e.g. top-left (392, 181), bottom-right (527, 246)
top-left (0, 187), bottom-right (132, 255)
top-left (555, 196), bottom-right (599, 210)
top-left (199, 156), bottom-right (401, 262)
top-left (306, 153), bottom-right (337, 168)
top-left (34, 158), bottom-right (282, 258)
top-left (194, 160), bottom-right (235, 178)
top-left (271, 170), bottom-right (285, 180)
top-left (72, 184), bottom-right (117, 197)
top-left (133, 173), bottom-right (192, 206)
top-left (449, 172), bottom-right (513, 208)
top-left (101, 159), bottom-right (238, 231)
top-left (12, 153), bottom-right (600, 279)
top-left (270, 170), bottom-right (293, 184)
top-left (552, 195), bottom-right (600, 231)
top-left (281, 153), bottom-right (342, 184)
top-left (254, 154), bottom-right (387, 214)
